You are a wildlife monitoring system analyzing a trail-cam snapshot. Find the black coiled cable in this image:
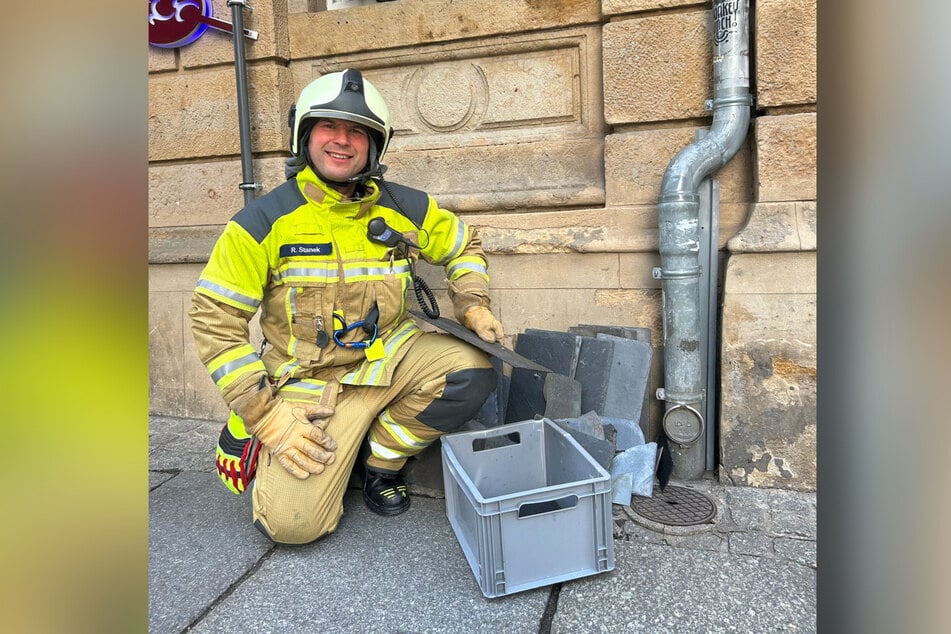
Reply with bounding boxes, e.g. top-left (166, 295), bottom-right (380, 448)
top-left (413, 273), bottom-right (439, 319)
top-left (378, 175), bottom-right (439, 319)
